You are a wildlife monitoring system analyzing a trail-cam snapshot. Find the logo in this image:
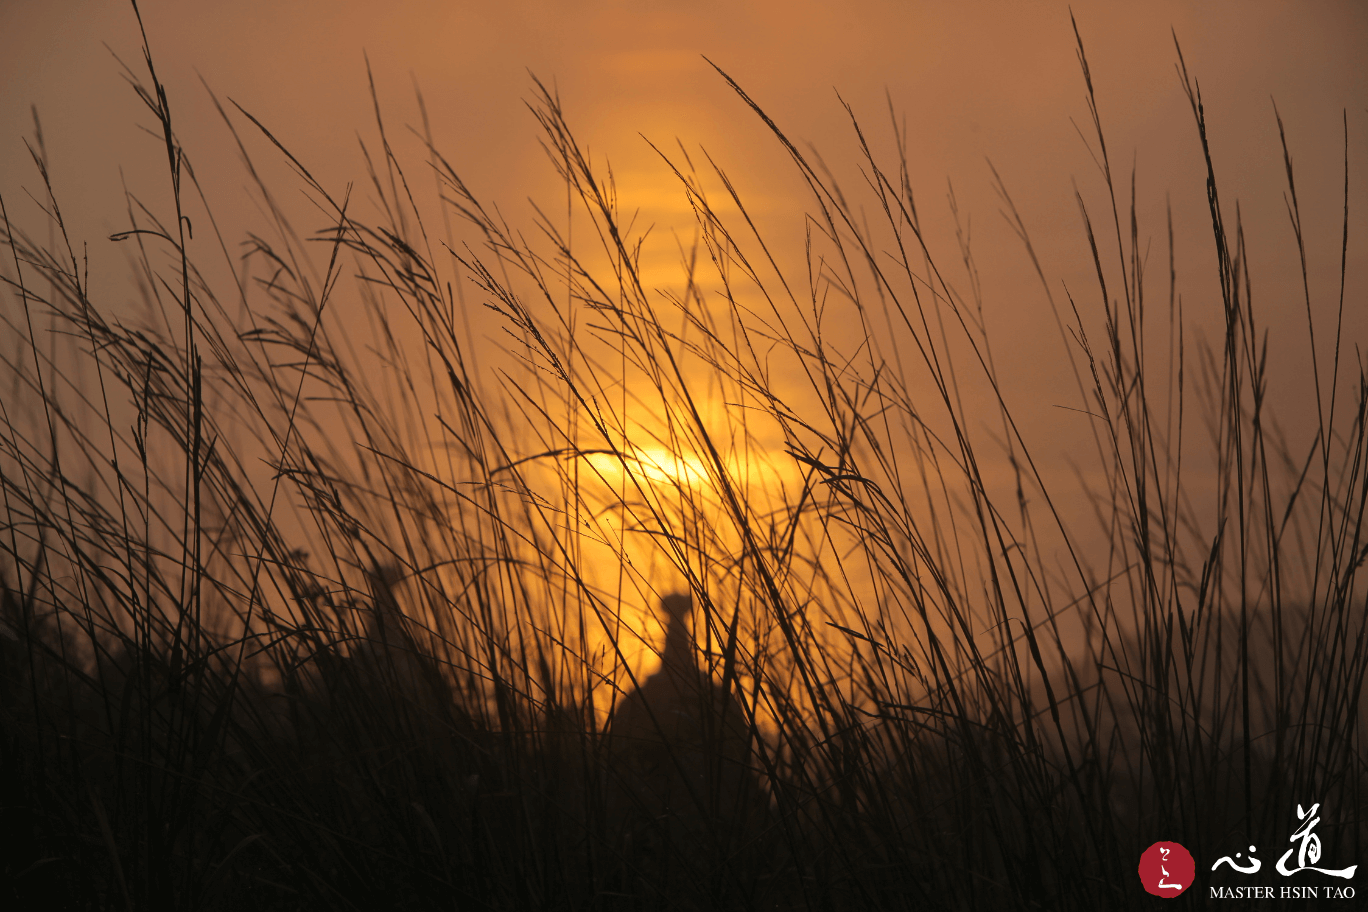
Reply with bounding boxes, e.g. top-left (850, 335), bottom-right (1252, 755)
top-left (1139, 841), bottom-right (1195, 897)
top-left (1206, 803), bottom-right (1358, 901)
top-left (1141, 802), bottom-right (1359, 901)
